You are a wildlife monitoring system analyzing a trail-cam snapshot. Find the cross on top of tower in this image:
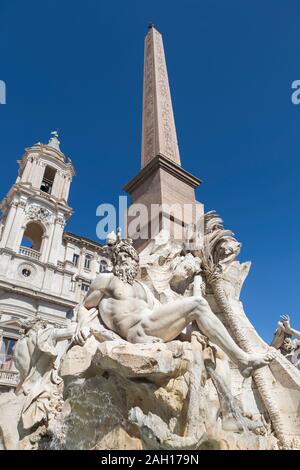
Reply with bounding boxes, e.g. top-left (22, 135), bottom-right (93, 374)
top-left (48, 130), bottom-right (61, 151)
top-left (51, 130), bottom-right (59, 139)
